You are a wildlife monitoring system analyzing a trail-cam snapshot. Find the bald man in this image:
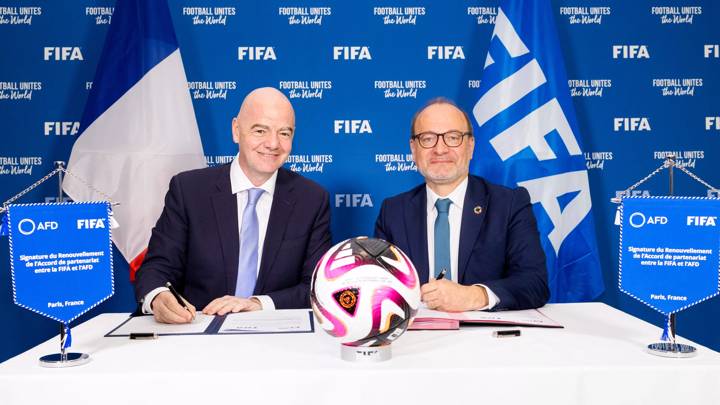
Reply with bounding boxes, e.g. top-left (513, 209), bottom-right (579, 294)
top-left (375, 98), bottom-right (549, 312)
top-left (134, 87), bottom-right (332, 323)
